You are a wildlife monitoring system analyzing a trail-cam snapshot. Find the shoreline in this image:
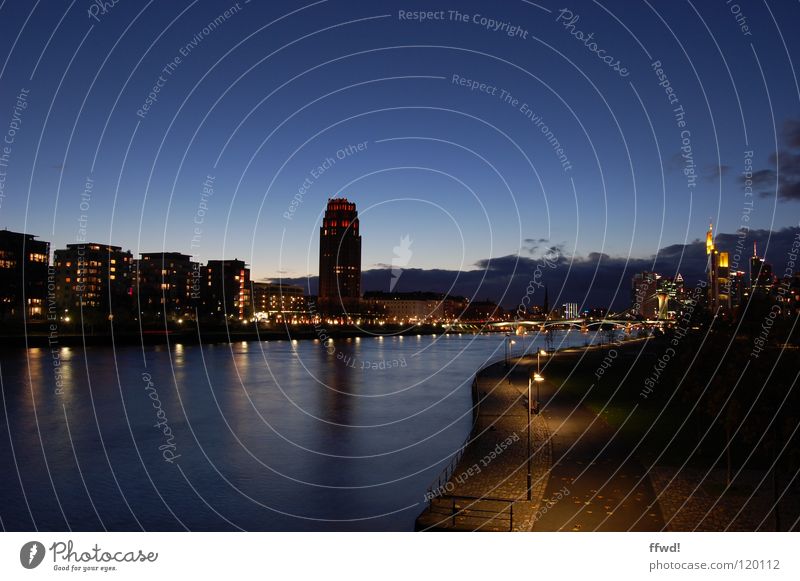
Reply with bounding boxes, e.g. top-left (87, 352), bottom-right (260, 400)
top-left (415, 338), bottom-right (654, 531)
top-left (0, 323), bottom-right (464, 349)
